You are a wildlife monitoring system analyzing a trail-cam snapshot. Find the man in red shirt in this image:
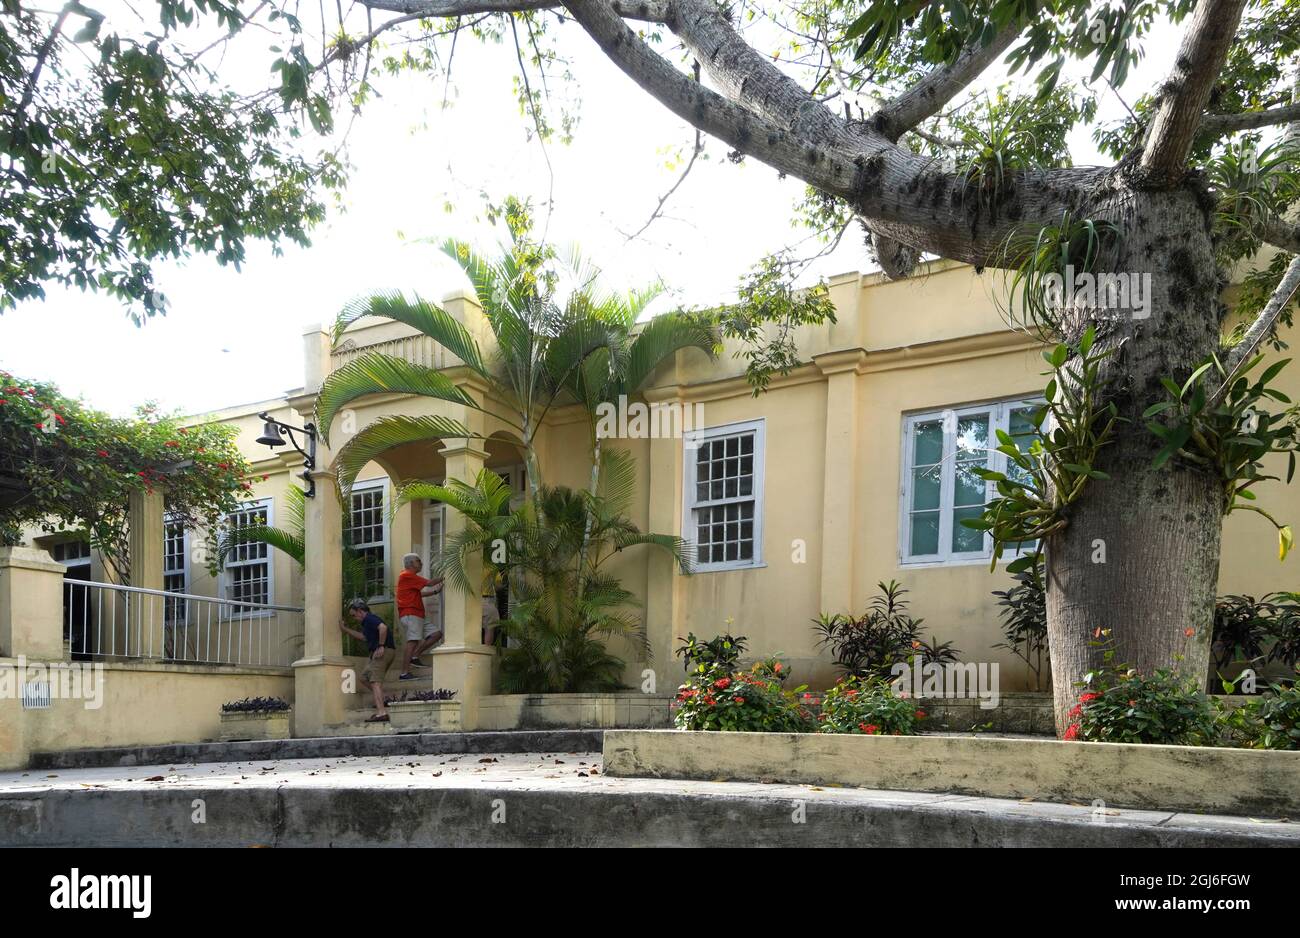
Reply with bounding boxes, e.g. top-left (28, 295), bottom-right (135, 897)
top-left (396, 553), bottom-right (443, 680)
